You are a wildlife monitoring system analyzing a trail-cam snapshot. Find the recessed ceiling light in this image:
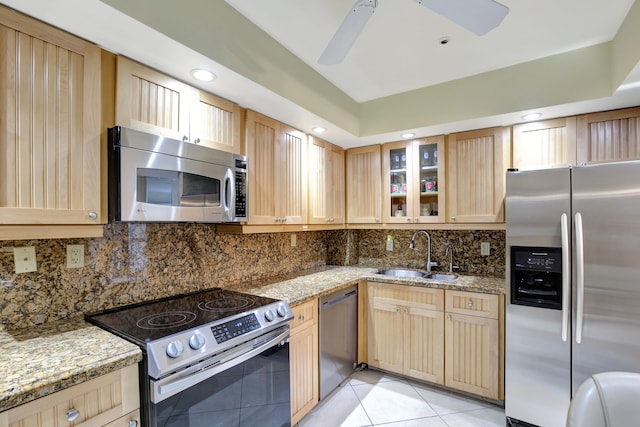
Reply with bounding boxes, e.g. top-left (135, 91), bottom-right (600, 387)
top-left (191, 69), bottom-right (217, 82)
top-left (402, 132), bottom-right (415, 139)
top-left (312, 126), bottom-right (327, 134)
top-left (522, 113), bottom-right (542, 121)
